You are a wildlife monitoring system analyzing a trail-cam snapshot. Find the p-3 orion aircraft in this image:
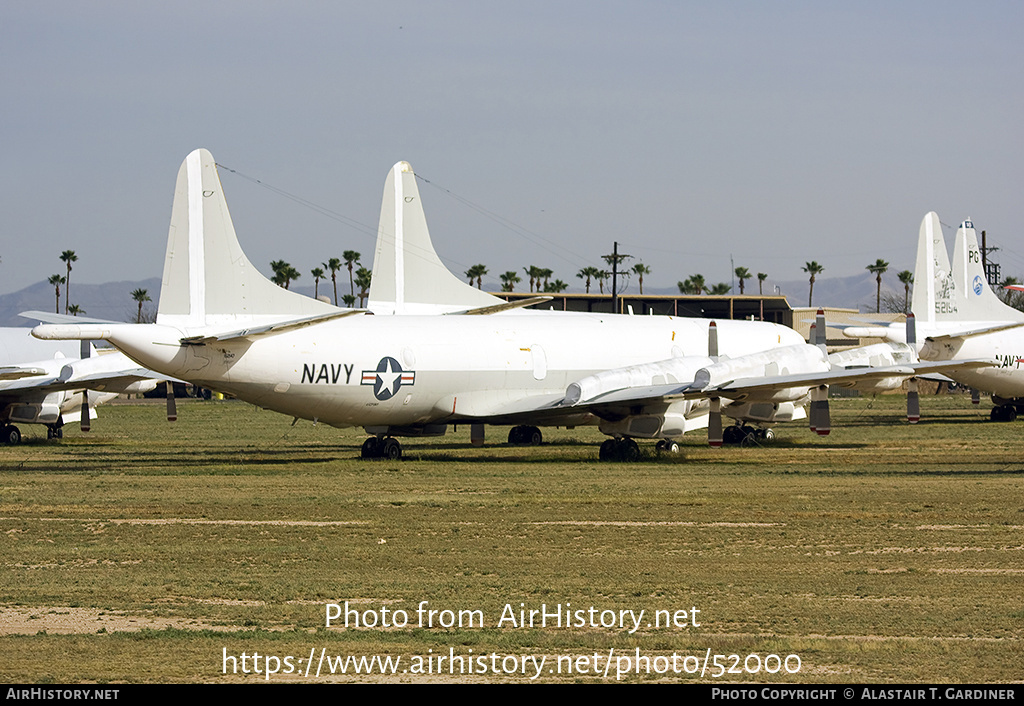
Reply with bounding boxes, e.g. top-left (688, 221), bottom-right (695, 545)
top-left (844, 213), bottom-right (1024, 422)
top-left (30, 150), bottom-right (991, 459)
